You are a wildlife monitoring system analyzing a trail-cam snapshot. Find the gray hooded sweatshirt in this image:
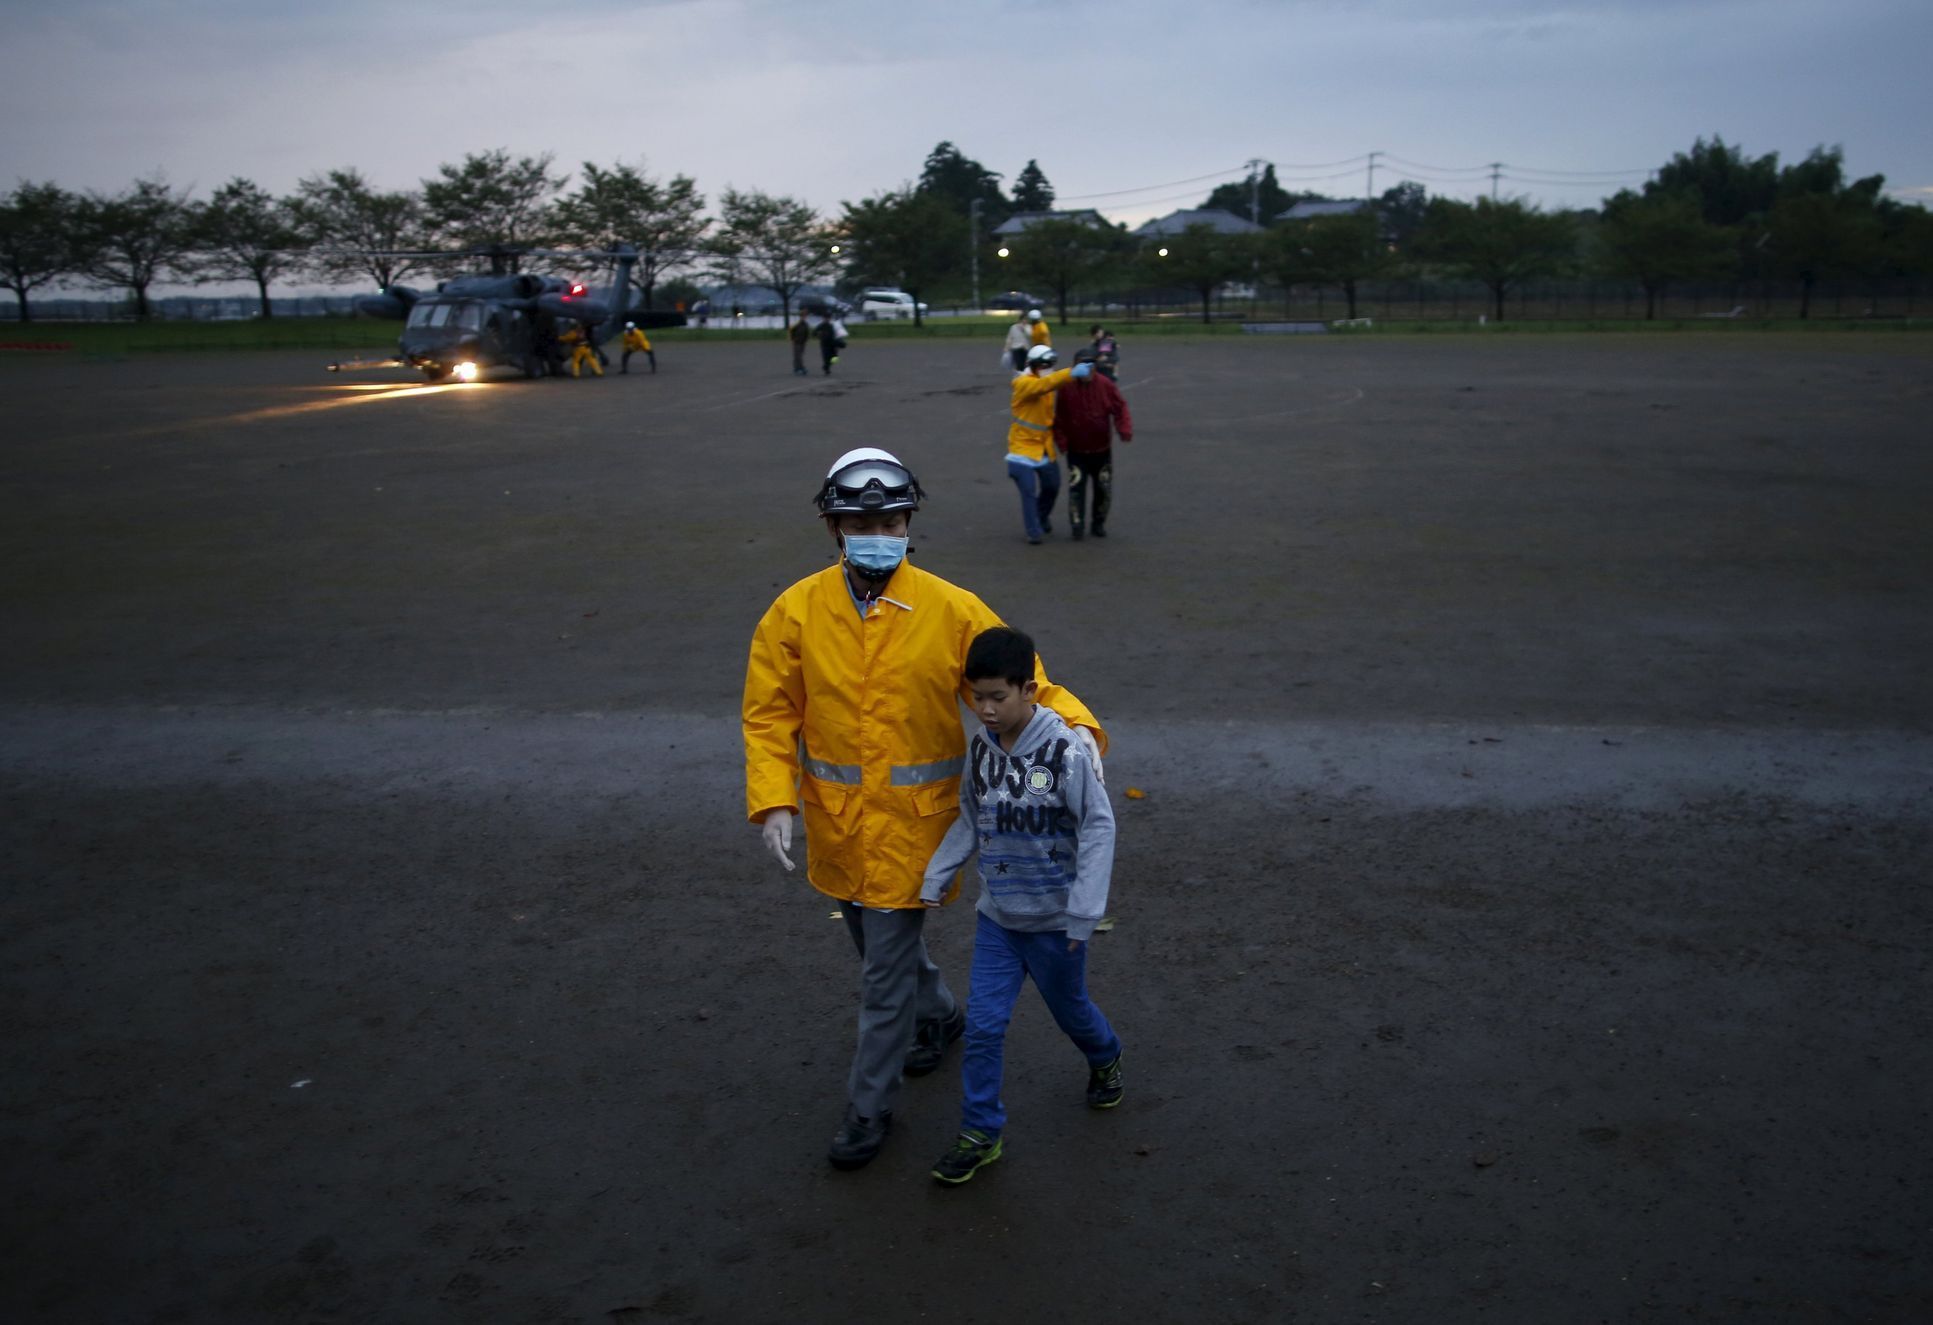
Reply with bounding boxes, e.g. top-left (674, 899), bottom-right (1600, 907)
top-left (919, 704), bottom-right (1115, 941)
